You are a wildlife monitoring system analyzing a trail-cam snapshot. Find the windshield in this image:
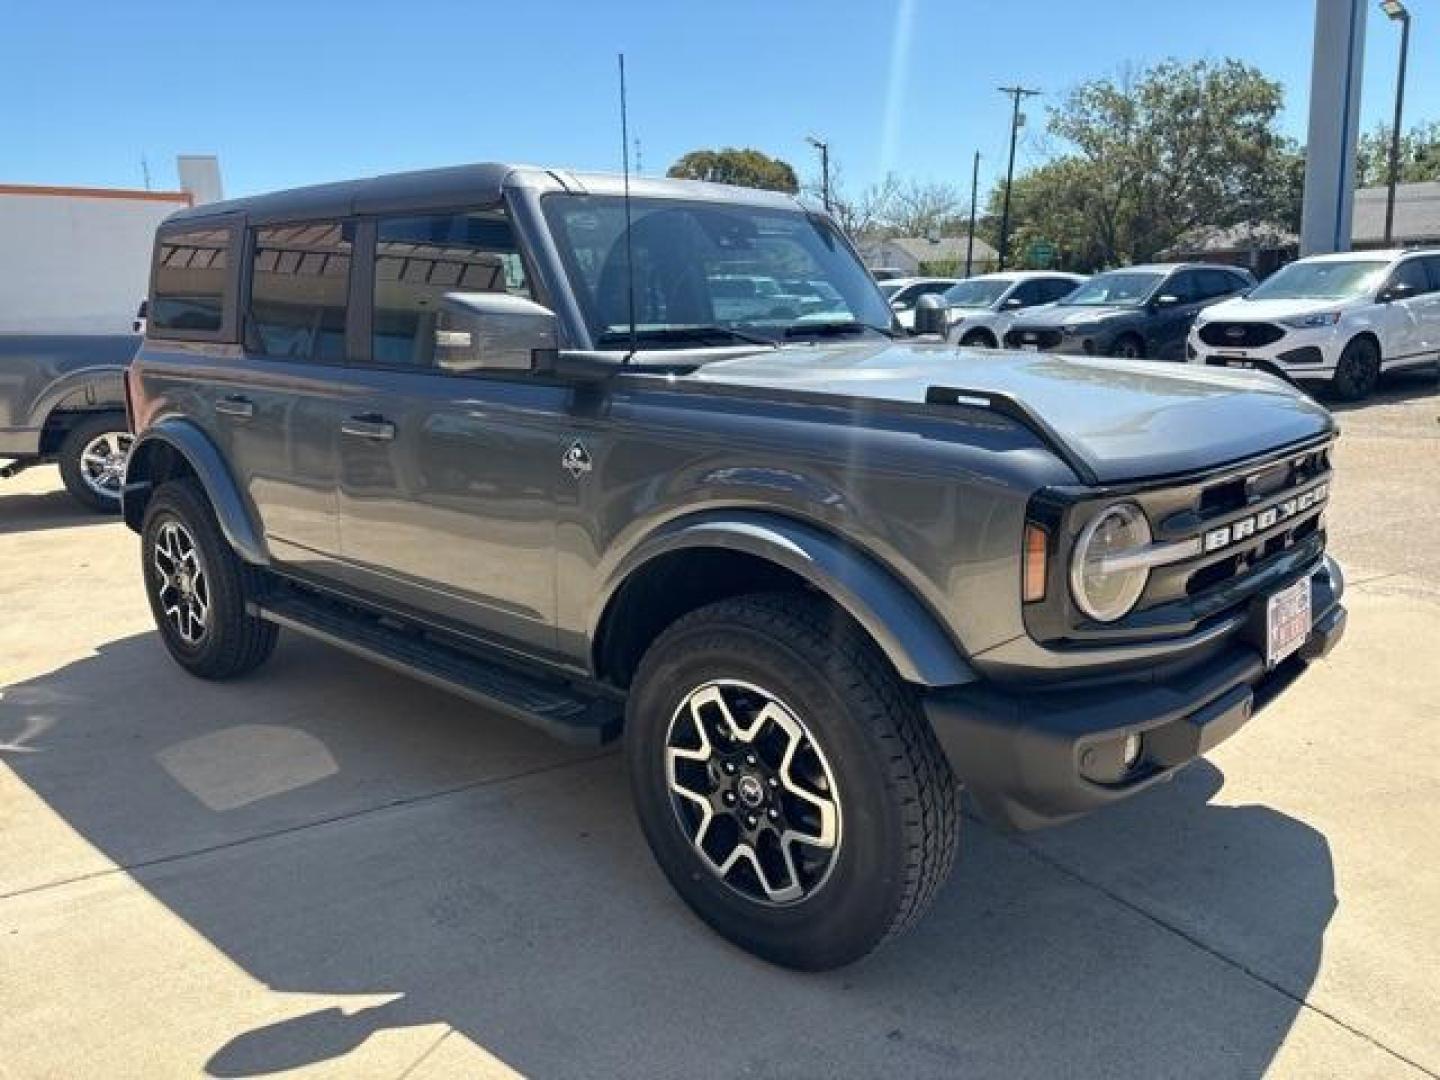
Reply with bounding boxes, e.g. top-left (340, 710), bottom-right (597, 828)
top-left (541, 195), bottom-right (893, 348)
top-left (1063, 271), bottom-right (1164, 307)
top-left (1247, 260), bottom-right (1389, 301)
top-left (941, 278), bottom-right (1013, 308)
